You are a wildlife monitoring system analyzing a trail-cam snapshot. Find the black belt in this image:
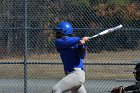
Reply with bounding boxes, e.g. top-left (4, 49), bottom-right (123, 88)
top-left (65, 68), bottom-right (84, 75)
